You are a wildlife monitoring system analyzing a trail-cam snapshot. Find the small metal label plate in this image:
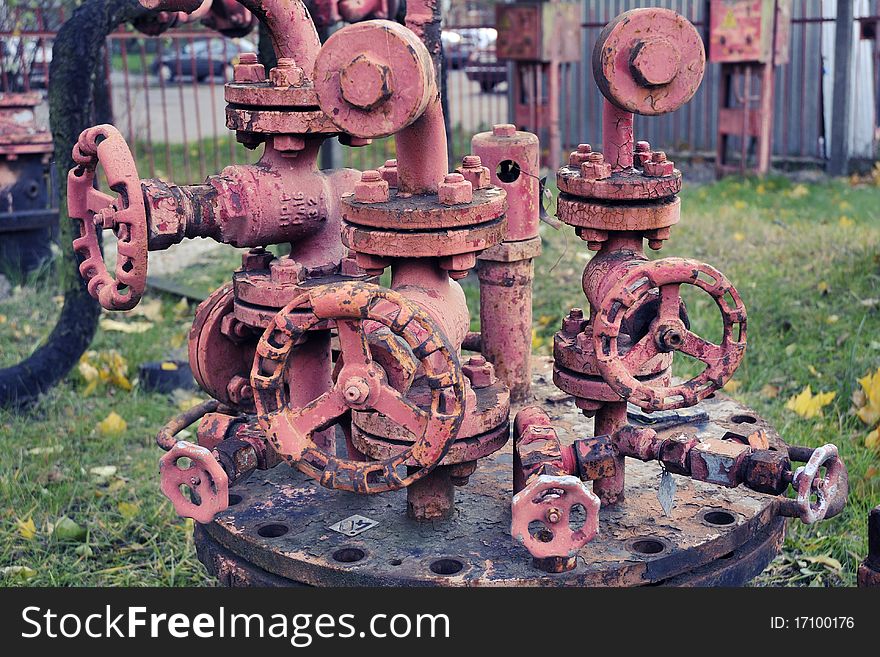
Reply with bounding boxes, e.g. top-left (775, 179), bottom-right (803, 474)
top-left (329, 514), bottom-right (379, 537)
